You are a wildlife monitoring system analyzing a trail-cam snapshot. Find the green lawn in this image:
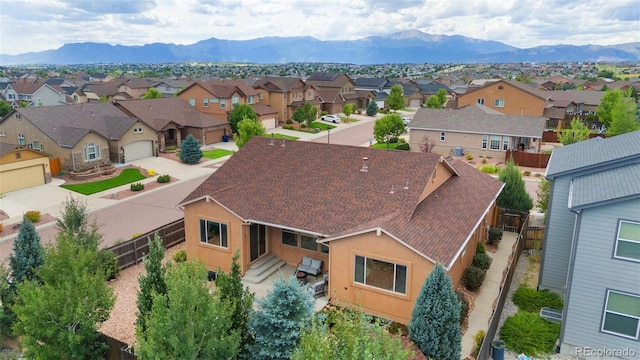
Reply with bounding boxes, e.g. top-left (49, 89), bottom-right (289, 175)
top-left (202, 149), bottom-right (234, 159)
top-left (308, 122), bottom-right (336, 131)
top-left (372, 142), bottom-right (399, 150)
top-left (264, 133), bottom-right (300, 141)
top-left (61, 168), bottom-right (146, 195)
